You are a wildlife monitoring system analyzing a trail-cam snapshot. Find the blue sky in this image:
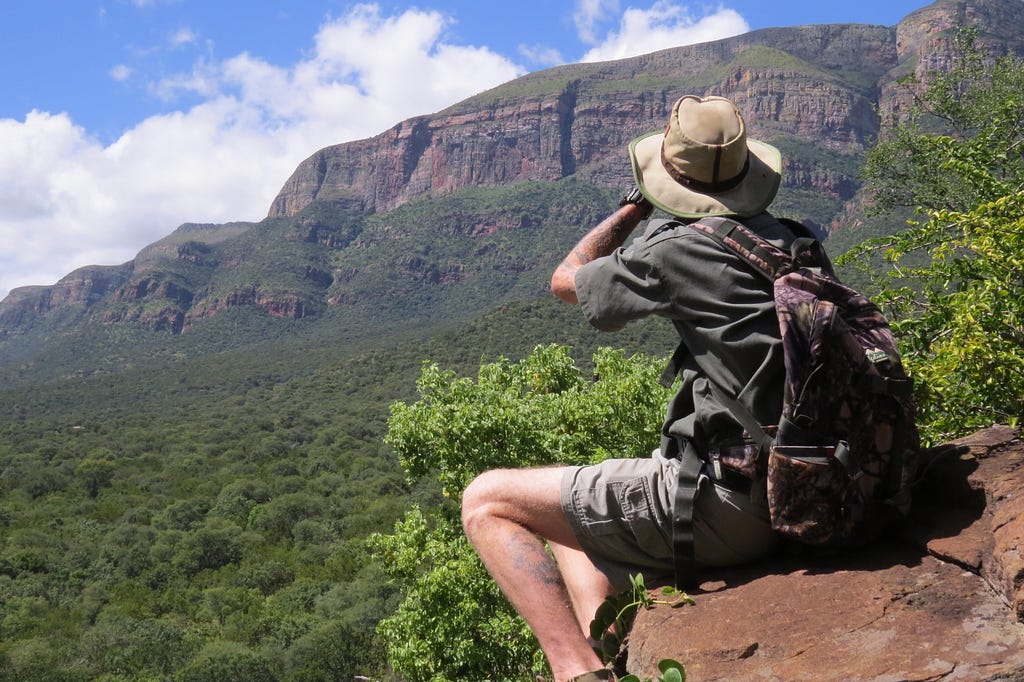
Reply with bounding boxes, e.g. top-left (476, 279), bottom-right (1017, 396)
top-left (0, 0), bottom-right (930, 301)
